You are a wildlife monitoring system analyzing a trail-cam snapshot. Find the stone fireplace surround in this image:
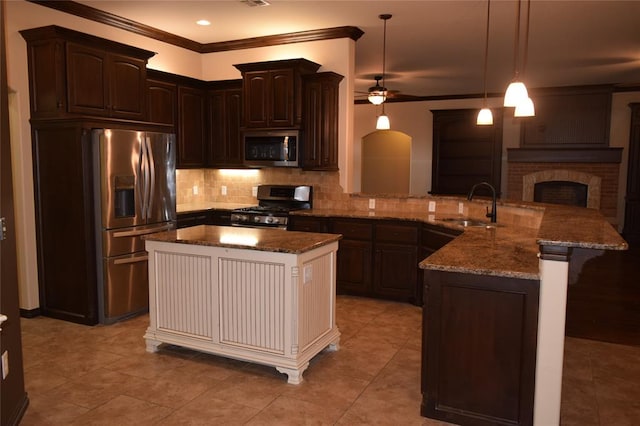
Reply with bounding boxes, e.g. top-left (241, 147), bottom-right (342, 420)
top-left (507, 157), bottom-right (621, 223)
top-left (522, 169), bottom-right (601, 210)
